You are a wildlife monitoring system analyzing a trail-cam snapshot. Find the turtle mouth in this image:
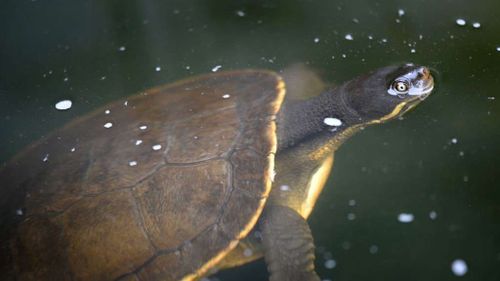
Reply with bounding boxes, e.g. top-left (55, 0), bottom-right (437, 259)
top-left (400, 71), bottom-right (434, 115)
